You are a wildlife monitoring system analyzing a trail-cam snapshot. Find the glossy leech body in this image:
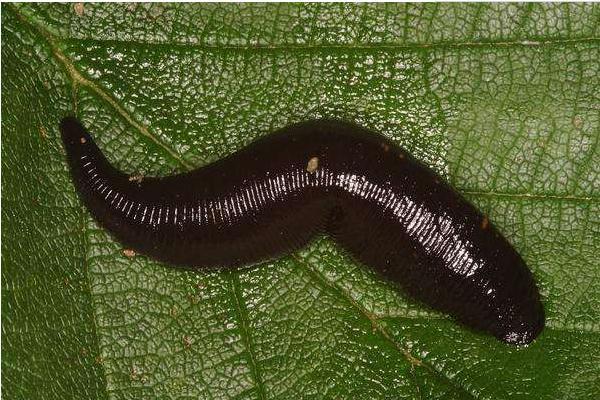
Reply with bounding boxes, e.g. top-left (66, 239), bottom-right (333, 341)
top-left (60, 116), bottom-right (544, 345)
